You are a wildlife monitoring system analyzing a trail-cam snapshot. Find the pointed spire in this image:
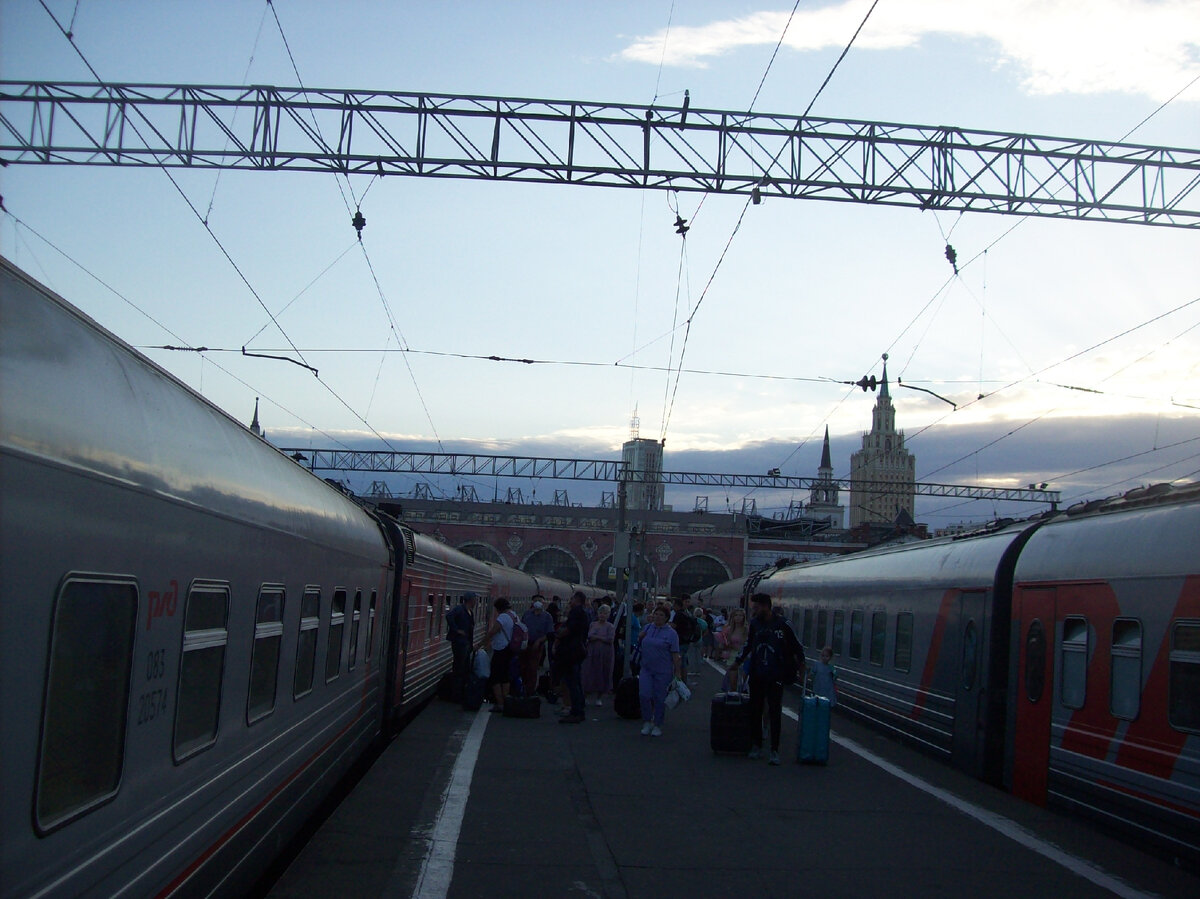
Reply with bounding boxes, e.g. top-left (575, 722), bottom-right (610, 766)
top-left (819, 425), bottom-right (832, 470)
top-left (250, 397), bottom-right (262, 437)
top-left (879, 353), bottom-right (890, 399)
